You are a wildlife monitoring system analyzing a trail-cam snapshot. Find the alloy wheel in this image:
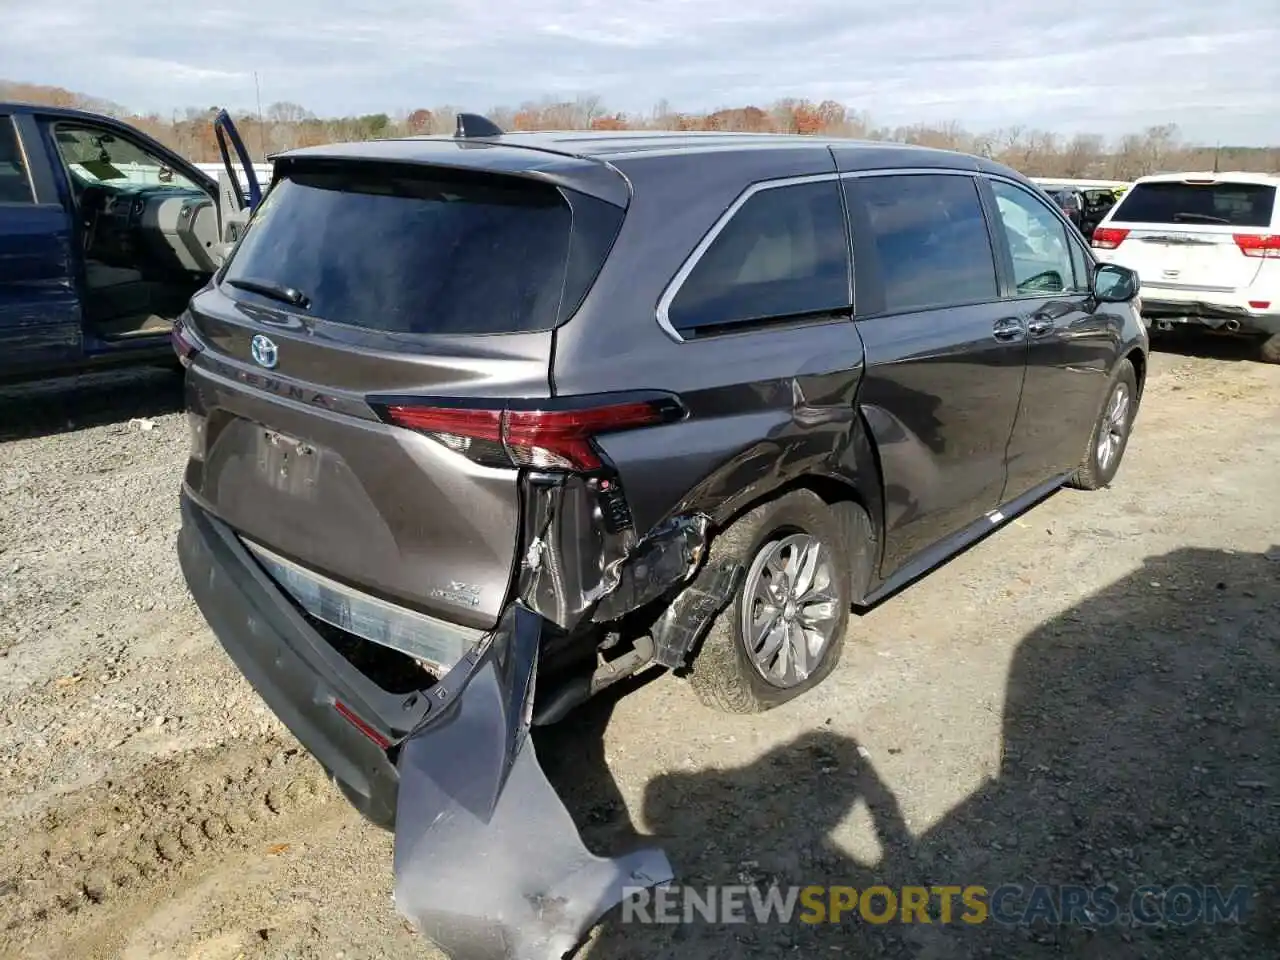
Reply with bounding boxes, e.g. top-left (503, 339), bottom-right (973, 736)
top-left (740, 533), bottom-right (840, 688)
top-left (1096, 382), bottom-right (1131, 472)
